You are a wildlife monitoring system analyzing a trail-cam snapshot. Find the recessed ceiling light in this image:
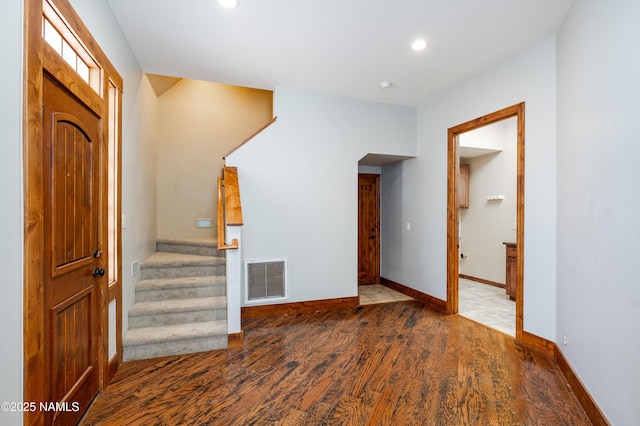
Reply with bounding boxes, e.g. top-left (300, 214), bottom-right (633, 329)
top-left (379, 81), bottom-right (392, 89)
top-left (217, 0), bottom-right (239, 8)
top-left (411, 38), bottom-right (428, 51)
